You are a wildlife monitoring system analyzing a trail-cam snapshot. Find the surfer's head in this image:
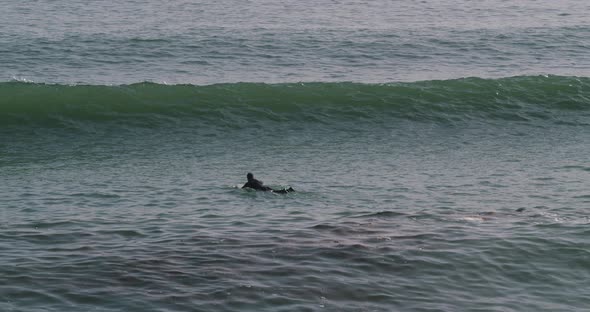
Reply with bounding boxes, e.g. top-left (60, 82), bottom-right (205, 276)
top-left (247, 172), bottom-right (254, 181)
